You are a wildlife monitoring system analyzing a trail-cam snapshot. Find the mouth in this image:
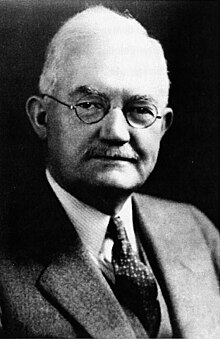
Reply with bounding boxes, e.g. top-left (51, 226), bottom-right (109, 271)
top-left (91, 155), bottom-right (138, 163)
